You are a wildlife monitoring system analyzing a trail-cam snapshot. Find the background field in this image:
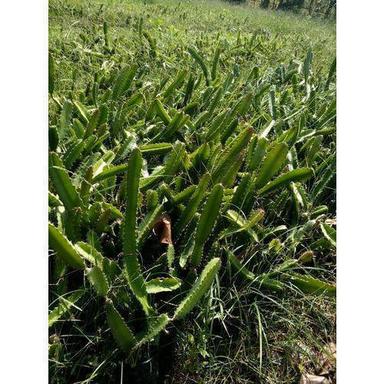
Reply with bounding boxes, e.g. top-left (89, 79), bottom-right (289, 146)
top-left (49, 0), bottom-right (336, 383)
top-left (49, 0), bottom-right (335, 96)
